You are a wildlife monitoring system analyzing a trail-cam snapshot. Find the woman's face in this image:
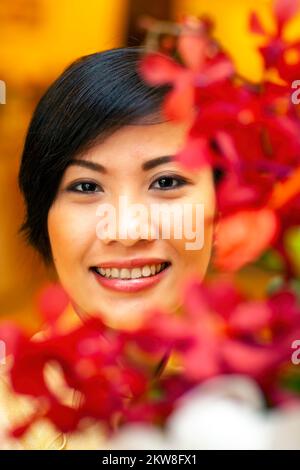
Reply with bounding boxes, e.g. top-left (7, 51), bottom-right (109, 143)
top-left (47, 120), bottom-right (216, 329)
